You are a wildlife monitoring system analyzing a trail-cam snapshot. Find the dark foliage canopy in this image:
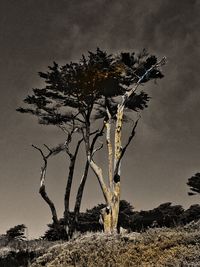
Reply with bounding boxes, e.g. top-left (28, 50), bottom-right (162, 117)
top-left (42, 201), bottom-right (200, 240)
top-left (130, 203), bottom-right (184, 231)
top-left (179, 204), bottom-right (200, 224)
top-left (187, 173), bottom-right (200, 195)
top-left (17, 48), bottom-right (164, 129)
top-left (6, 224), bottom-right (26, 241)
top-left (42, 219), bottom-right (68, 241)
top-left (42, 200), bottom-right (134, 240)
